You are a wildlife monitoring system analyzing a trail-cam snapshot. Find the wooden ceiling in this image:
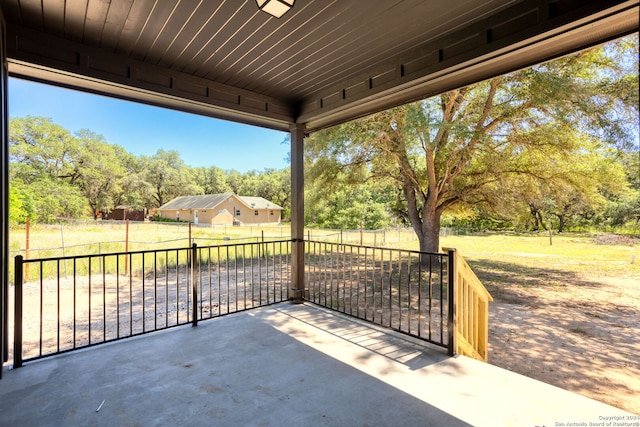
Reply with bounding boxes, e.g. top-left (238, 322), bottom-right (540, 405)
top-left (1, 0), bottom-right (638, 132)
